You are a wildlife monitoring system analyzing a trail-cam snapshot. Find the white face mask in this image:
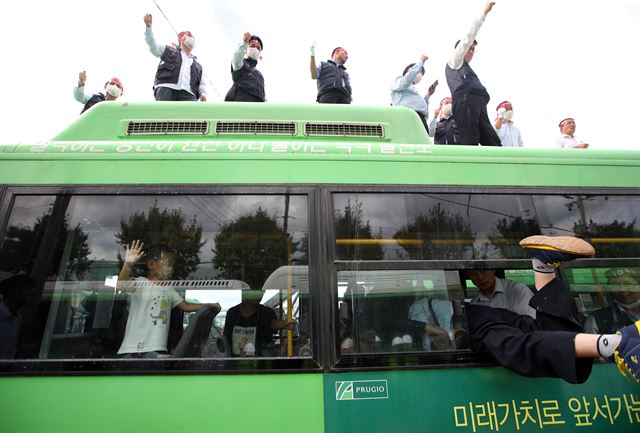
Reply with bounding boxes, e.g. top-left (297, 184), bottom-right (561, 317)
top-left (247, 47), bottom-right (261, 60)
top-left (503, 110), bottom-right (514, 121)
top-left (105, 84), bottom-right (122, 98)
top-left (183, 36), bottom-right (195, 50)
top-left (441, 103), bottom-right (452, 116)
top-left (413, 73), bottom-right (423, 85)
